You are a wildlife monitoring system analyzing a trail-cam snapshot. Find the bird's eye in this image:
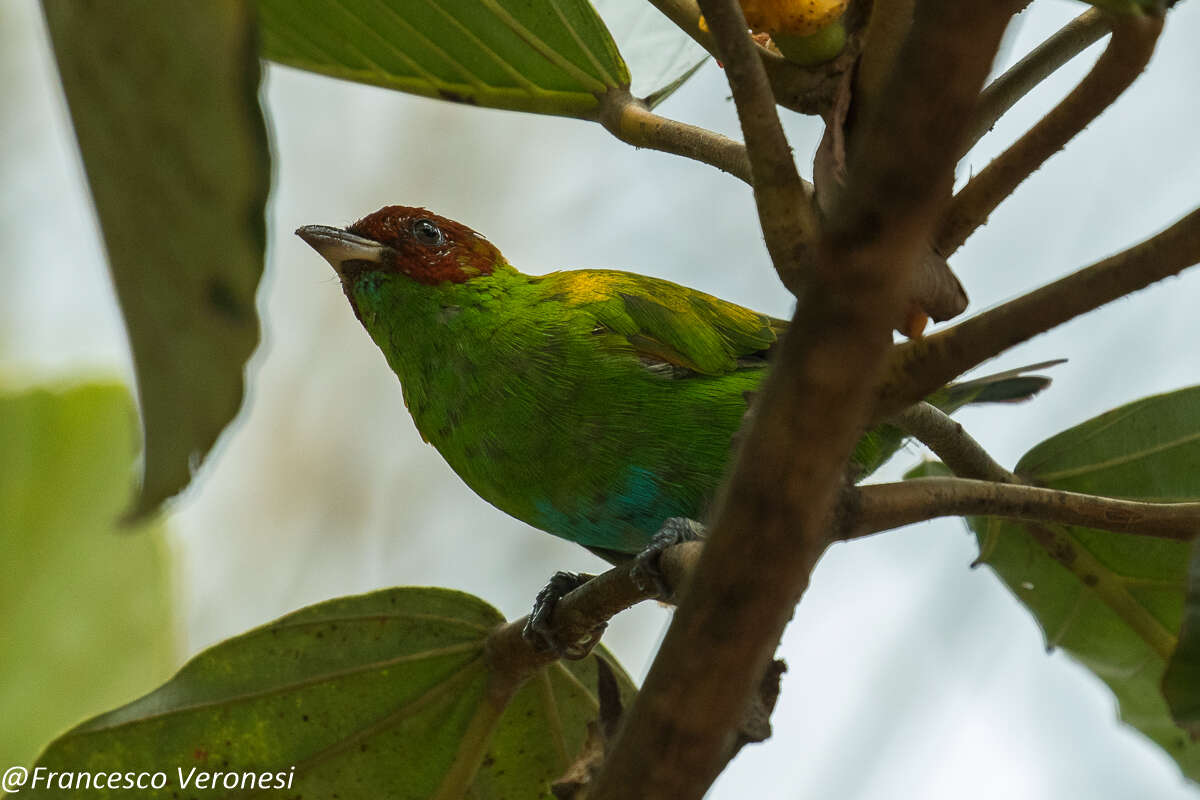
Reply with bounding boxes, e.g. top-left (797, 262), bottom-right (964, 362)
top-left (411, 218), bottom-right (445, 246)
